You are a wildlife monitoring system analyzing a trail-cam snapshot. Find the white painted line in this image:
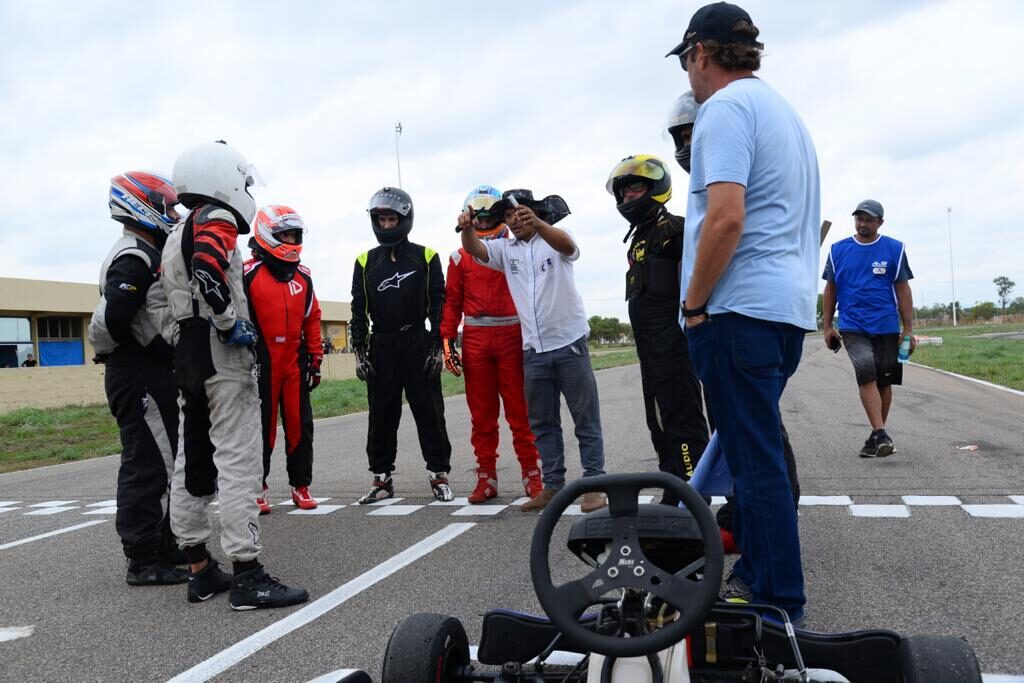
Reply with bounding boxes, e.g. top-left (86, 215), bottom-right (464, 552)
top-left (28, 500), bottom-right (78, 507)
top-left (287, 505), bottom-right (346, 516)
top-left (167, 523), bottom-right (476, 683)
top-left (0, 626), bottom-right (34, 642)
top-left (24, 506), bottom-right (79, 516)
top-left (637, 495), bottom-right (654, 504)
top-left (357, 497), bottom-right (405, 507)
top-left (82, 507), bottom-right (118, 516)
top-left (800, 496), bottom-right (853, 506)
top-left (565, 505), bottom-right (584, 516)
top-left (984, 675), bottom-right (1024, 682)
top-left (85, 500), bottom-right (118, 507)
top-left (849, 505), bottom-right (910, 518)
top-left (275, 497), bottom-right (332, 506)
top-left (711, 496), bottom-right (727, 506)
top-left (962, 505), bottom-right (1024, 519)
top-left (429, 497), bottom-right (470, 507)
top-left (909, 361), bottom-right (1024, 398)
top-left (511, 497), bottom-right (531, 506)
top-left (0, 520), bottom-right (107, 551)
top-left (305, 670), bottom-right (370, 683)
top-left (902, 495), bottom-right (961, 506)
top-left (451, 505), bottom-right (508, 516)
top-left (368, 505), bottom-right (424, 516)
top-left (1010, 496), bottom-right (1024, 505)
top-left (0, 501), bottom-right (22, 507)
